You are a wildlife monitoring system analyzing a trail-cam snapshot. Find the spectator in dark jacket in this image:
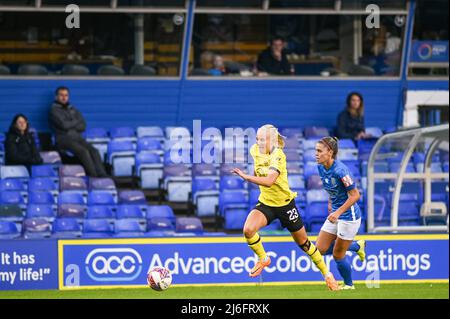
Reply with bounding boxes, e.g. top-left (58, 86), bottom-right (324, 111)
top-left (49, 86), bottom-right (107, 177)
top-left (257, 36), bottom-right (292, 75)
top-left (336, 92), bottom-right (371, 141)
top-left (5, 114), bottom-right (43, 170)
